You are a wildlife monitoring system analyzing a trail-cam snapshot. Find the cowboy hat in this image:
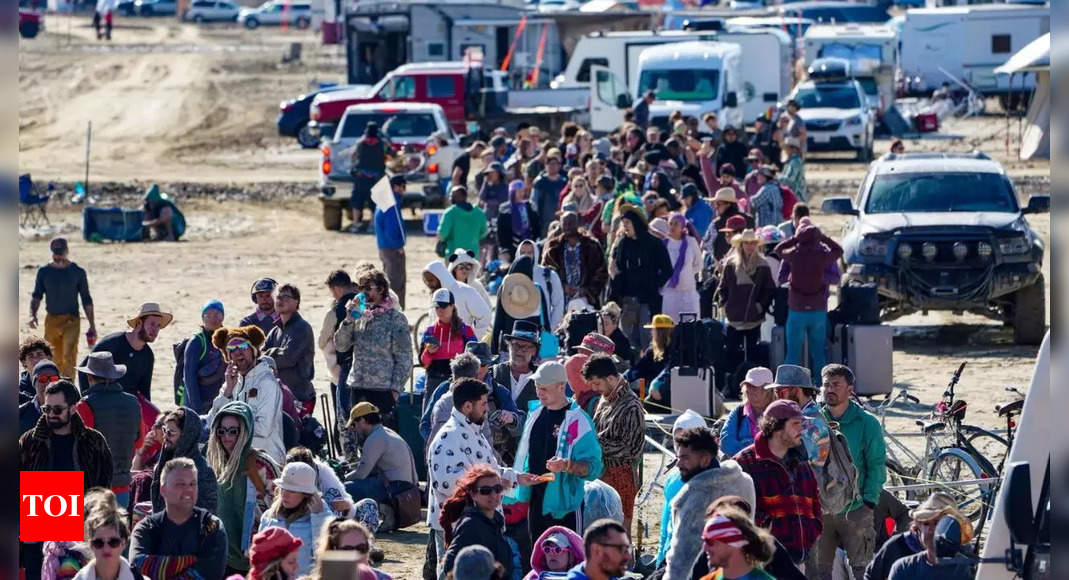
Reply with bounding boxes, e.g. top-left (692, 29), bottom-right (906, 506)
top-left (127, 302), bottom-right (173, 329)
top-left (730, 228), bottom-right (761, 246)
top-left (499, 274), bottom-right (541, 319)
top-left (643, 314), bottom-right (676, 329)
top-left (76, 351), bottom-right (127, 380)
top-left (711, 188), bottom-right (738, 204)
